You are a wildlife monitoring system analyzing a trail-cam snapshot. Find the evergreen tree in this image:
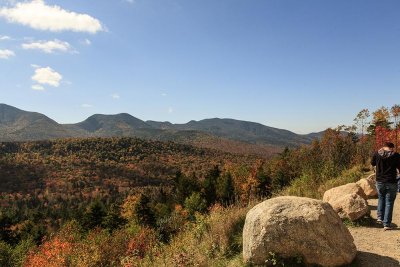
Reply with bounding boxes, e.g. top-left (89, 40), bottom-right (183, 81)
top-left (0, 212), bottom-right (14, 244)
top-left (173, 171), bottom-right (199, 204)
top-left (256, 167), bottom-right (272, 197)
top-left (203, 165), bottom-right (220, 206)
top-left (81, 201), bottom-right (106, 230)
top-left (134, 194), bottom-right (156, 227)
top-left (216, 172), bottom-right (235, 205)
top-left (102, 204), bottom-right (127, 232)
top-left (184, 192), bottom-right (207, 217)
